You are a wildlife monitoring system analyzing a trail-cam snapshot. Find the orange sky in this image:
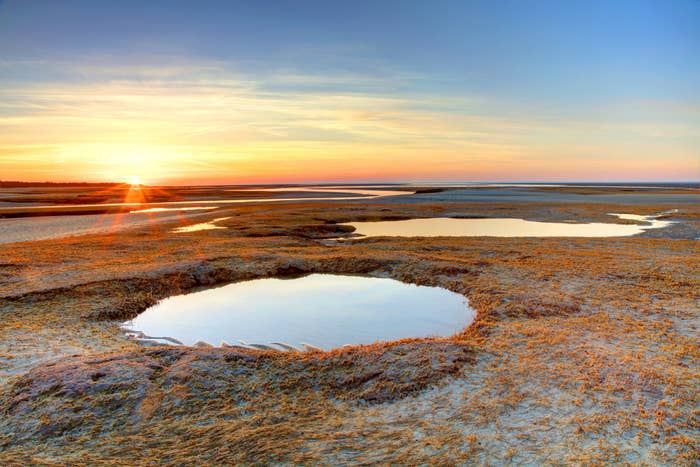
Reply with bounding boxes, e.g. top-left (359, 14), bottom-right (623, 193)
top-left (1, 2), bottom-right (699, 184)
top-left (1, 73), bottom-right (697, 184)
